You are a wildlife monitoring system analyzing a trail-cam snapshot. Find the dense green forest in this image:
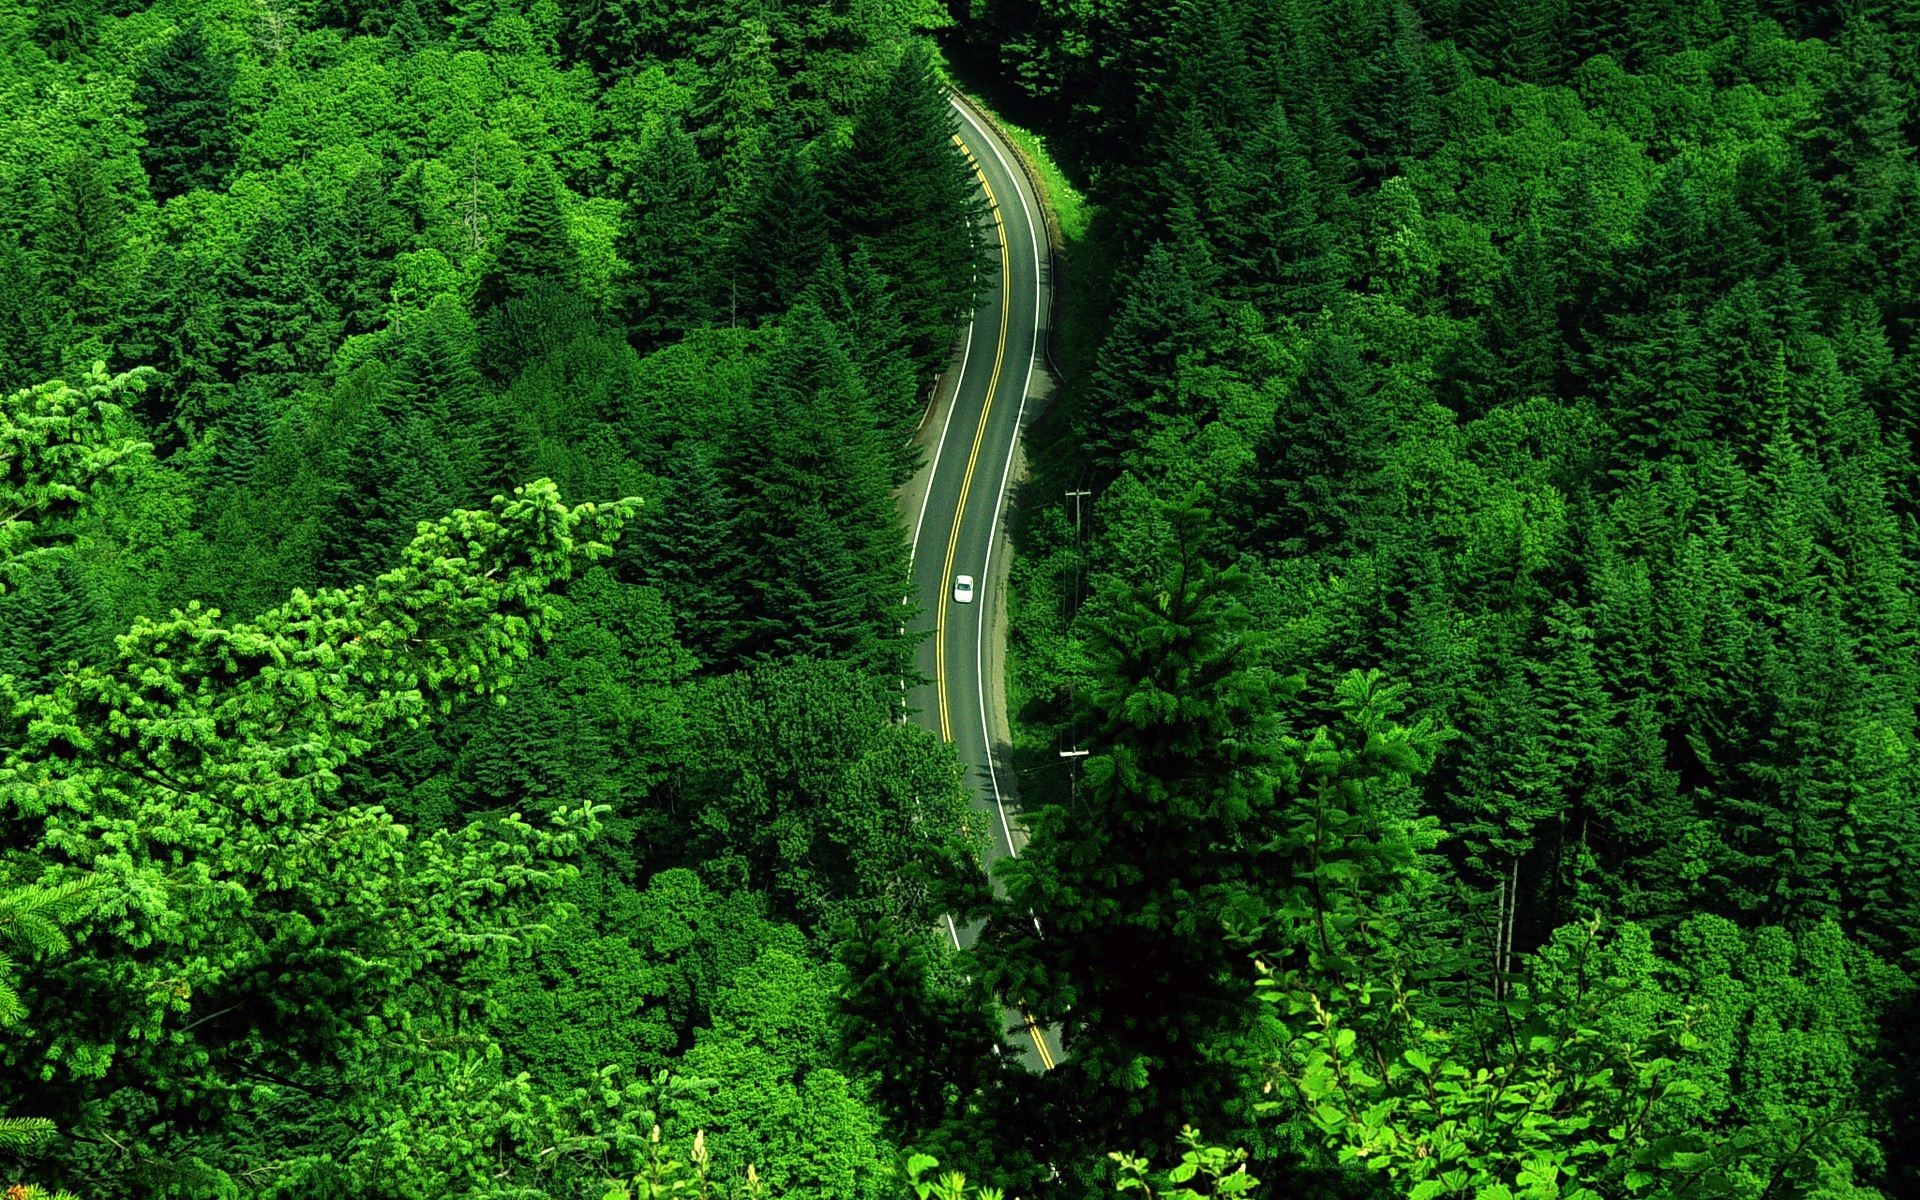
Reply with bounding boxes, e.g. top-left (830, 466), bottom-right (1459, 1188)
top-left (2, 0), bottom-right (1918, 1197)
